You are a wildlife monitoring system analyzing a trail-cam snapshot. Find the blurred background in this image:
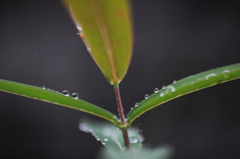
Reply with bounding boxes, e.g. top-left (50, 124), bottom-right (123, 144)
top-left (0, 0), bottom-right (240, 158)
